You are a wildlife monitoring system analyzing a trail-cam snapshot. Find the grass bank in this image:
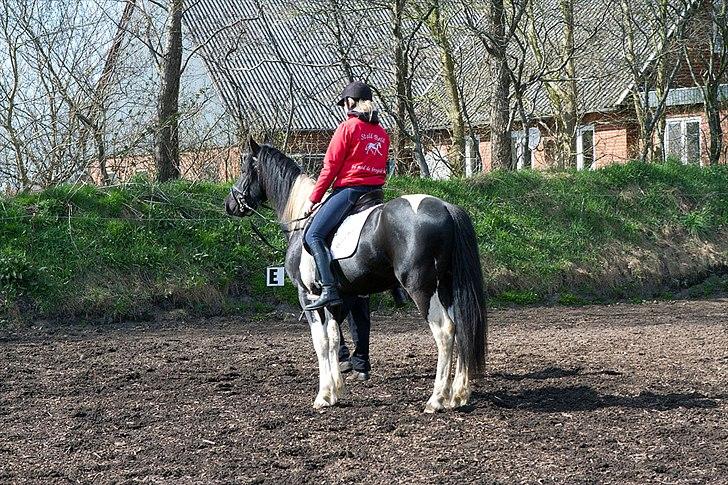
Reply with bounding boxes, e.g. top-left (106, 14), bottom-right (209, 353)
top-left (2, 161), bottom-right (728, 321)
